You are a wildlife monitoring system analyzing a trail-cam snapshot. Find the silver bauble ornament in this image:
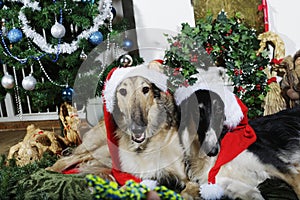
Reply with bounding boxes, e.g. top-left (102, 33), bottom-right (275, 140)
top-left (1, 72), bottom-right (14, 89)
top-left (80, 49), bottom-right (87, 60)
top-left (119, 54), bottom-right (133, 67)
top-left (51, 22), bottom-right (66, 39)
top-left (22, 74), bottom-right (37, 91)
